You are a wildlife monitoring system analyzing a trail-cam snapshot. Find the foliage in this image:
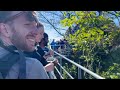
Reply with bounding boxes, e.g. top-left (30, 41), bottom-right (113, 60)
top-left (101, 63), bottom-right (120, 79)
top-left (62, 63), bottom-right (77, 79)
top-left (60, 11), bottom-right (120, 79)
